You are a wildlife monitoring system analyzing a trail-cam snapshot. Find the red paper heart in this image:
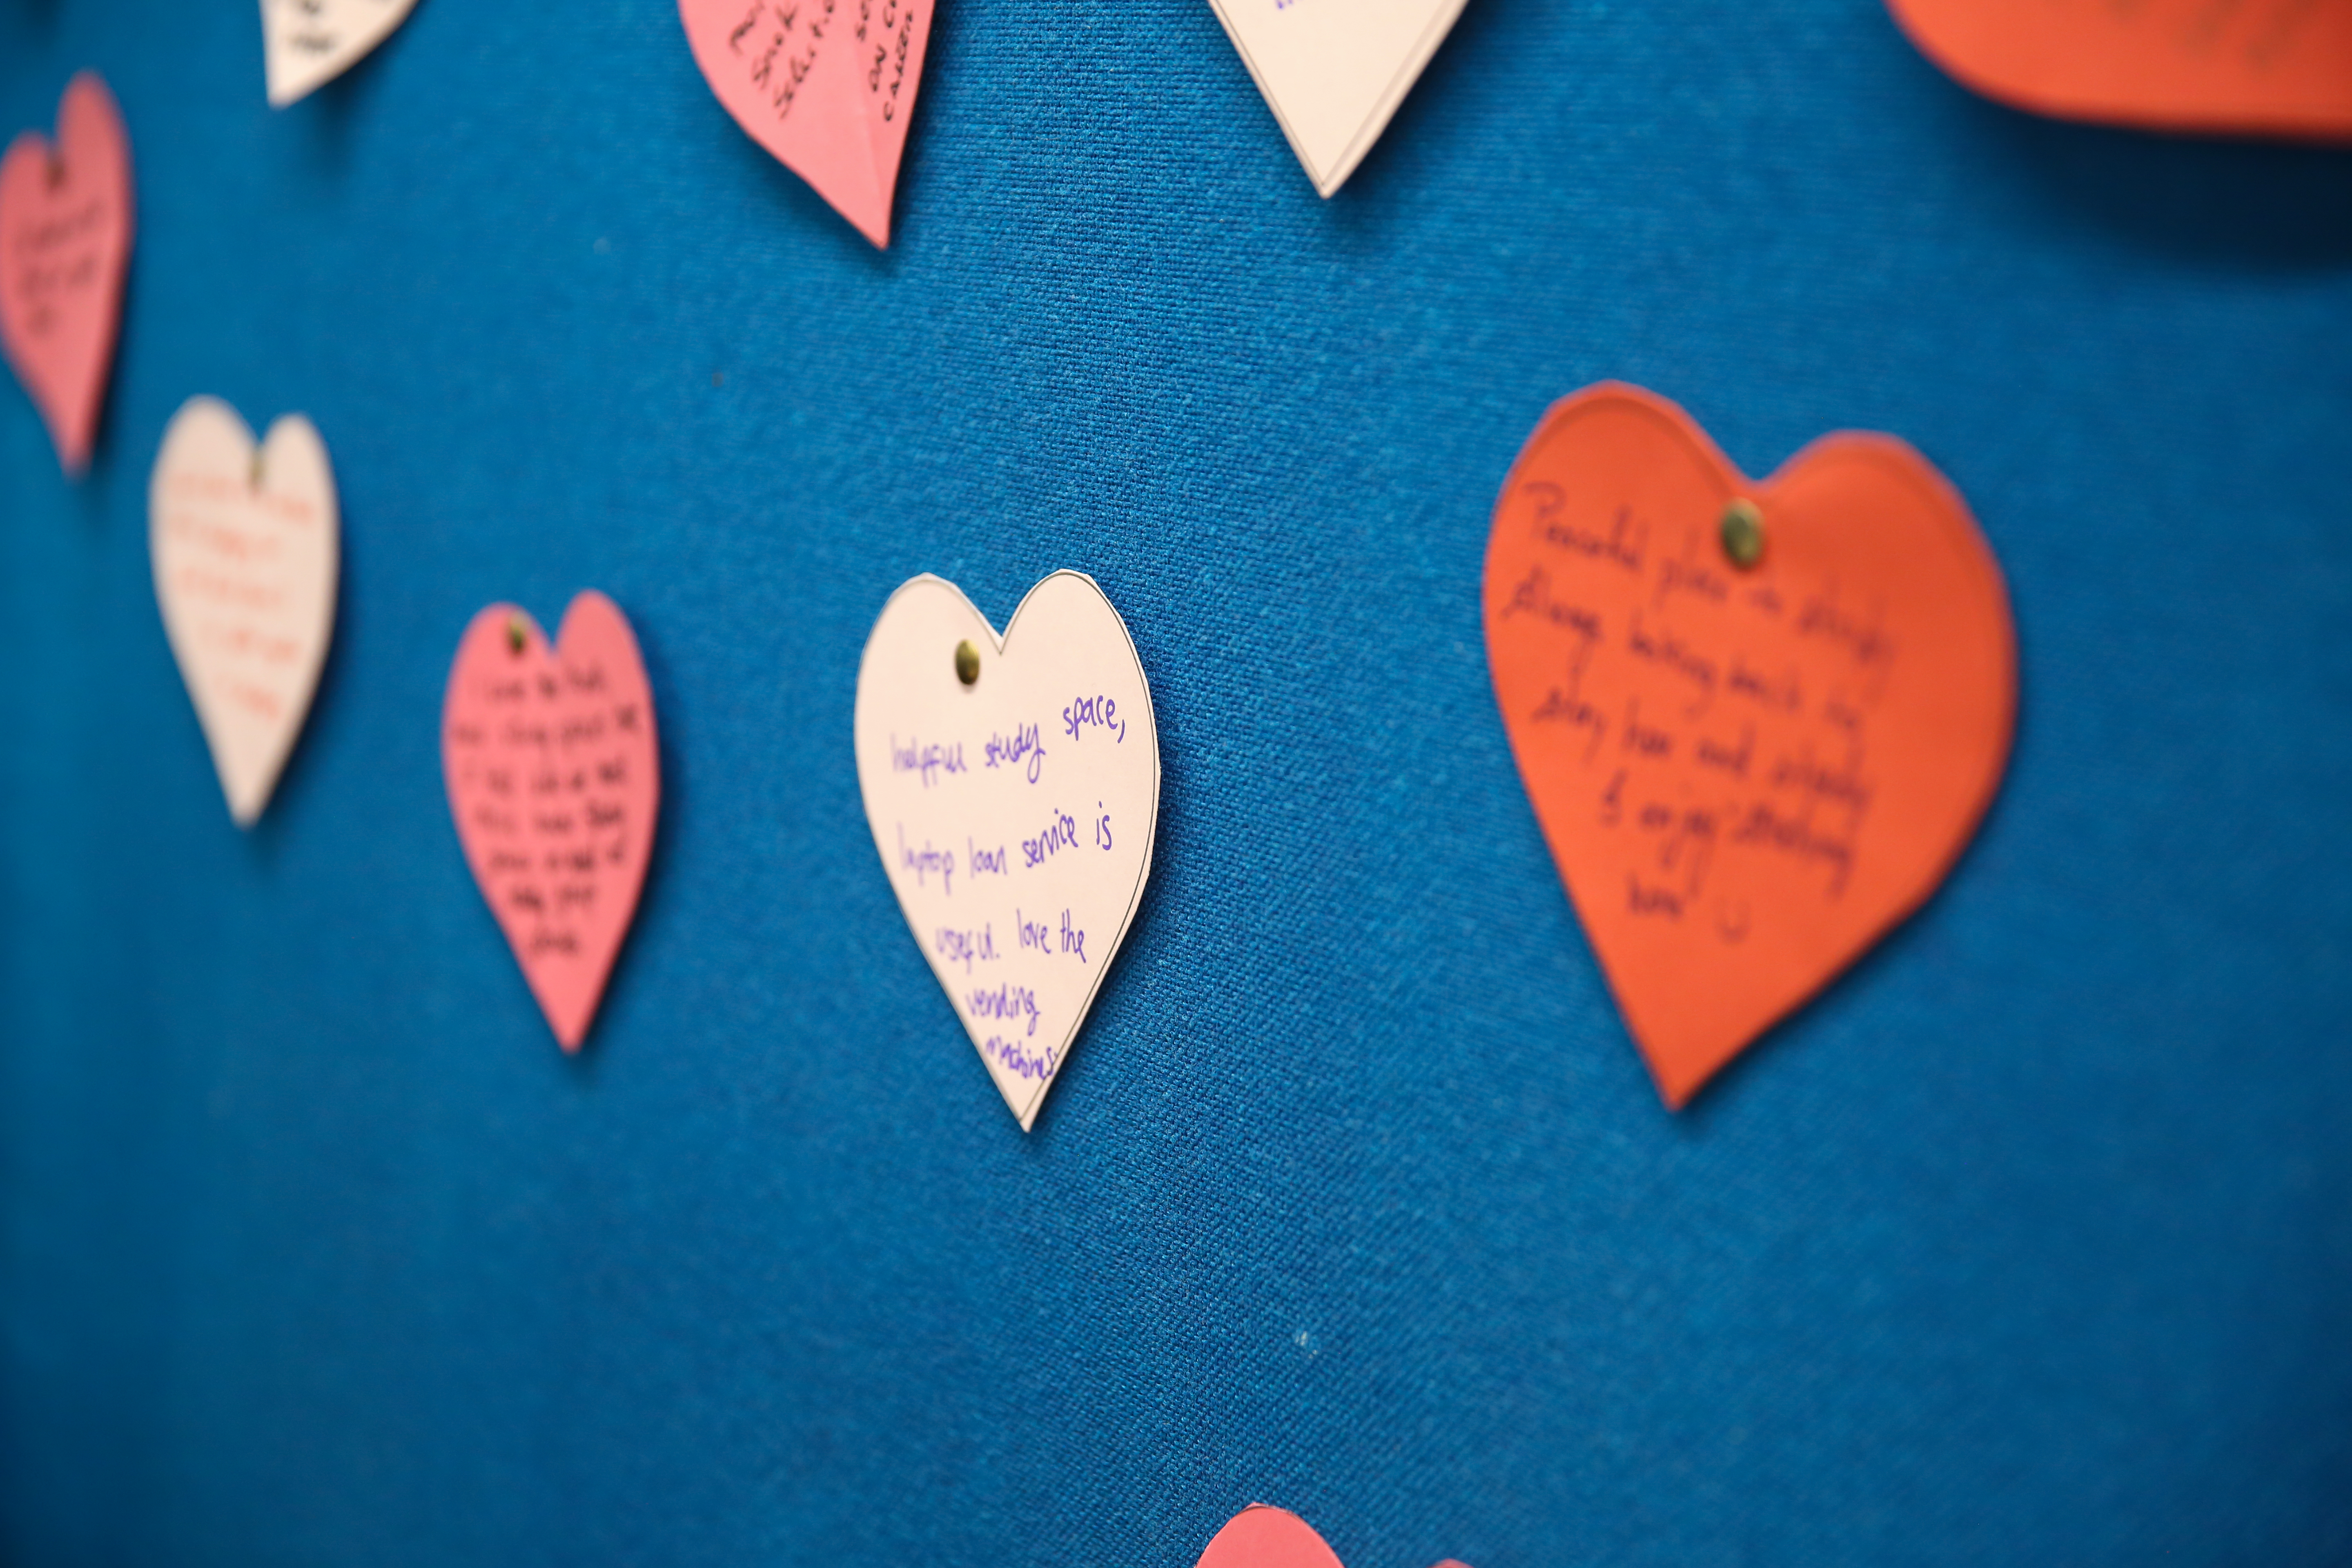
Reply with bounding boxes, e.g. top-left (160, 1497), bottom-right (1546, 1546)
top-left (0, 73), bottom-right (134, 475)
top-left (1483, 384), bottom-right (2016, 1107)
top-left (1195, 1506), bottom-right (1469, 1568)
top-left (1886, 0), bottom-right (2352, 140)
top-left (442, 592), bottom-right (660, 1051)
